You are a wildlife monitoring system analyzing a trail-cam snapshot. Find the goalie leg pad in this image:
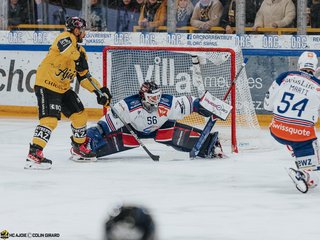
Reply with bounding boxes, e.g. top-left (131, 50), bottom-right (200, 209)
top-left (88, 127), bottom-right (139, 158)
top-left (87, 124), bottom-right (105, 151)
top-left (155, 122), bottom-right (223, 158)
top-left (155, 122), bottom-right (200, 151)
top-left (155, 121), bottom-right (177, 143)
